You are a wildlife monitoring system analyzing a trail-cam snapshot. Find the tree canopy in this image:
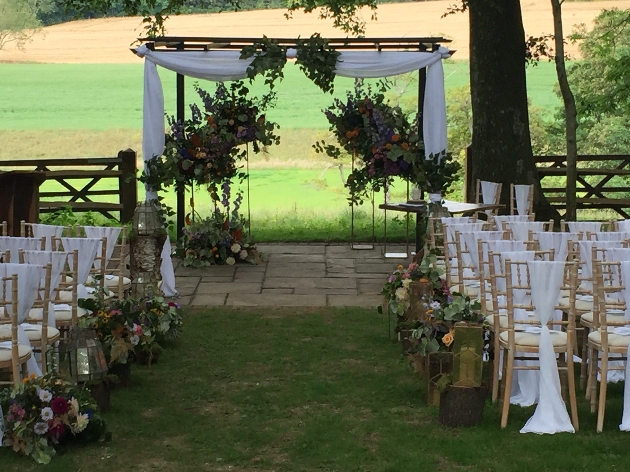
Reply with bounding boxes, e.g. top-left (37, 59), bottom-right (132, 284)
top-left (0, 0), bottom-right (53, 51)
